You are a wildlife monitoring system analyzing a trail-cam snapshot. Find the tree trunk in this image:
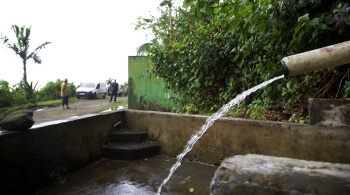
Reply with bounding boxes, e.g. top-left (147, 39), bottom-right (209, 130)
top-left (23, 60), bottom-right (27, 84)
